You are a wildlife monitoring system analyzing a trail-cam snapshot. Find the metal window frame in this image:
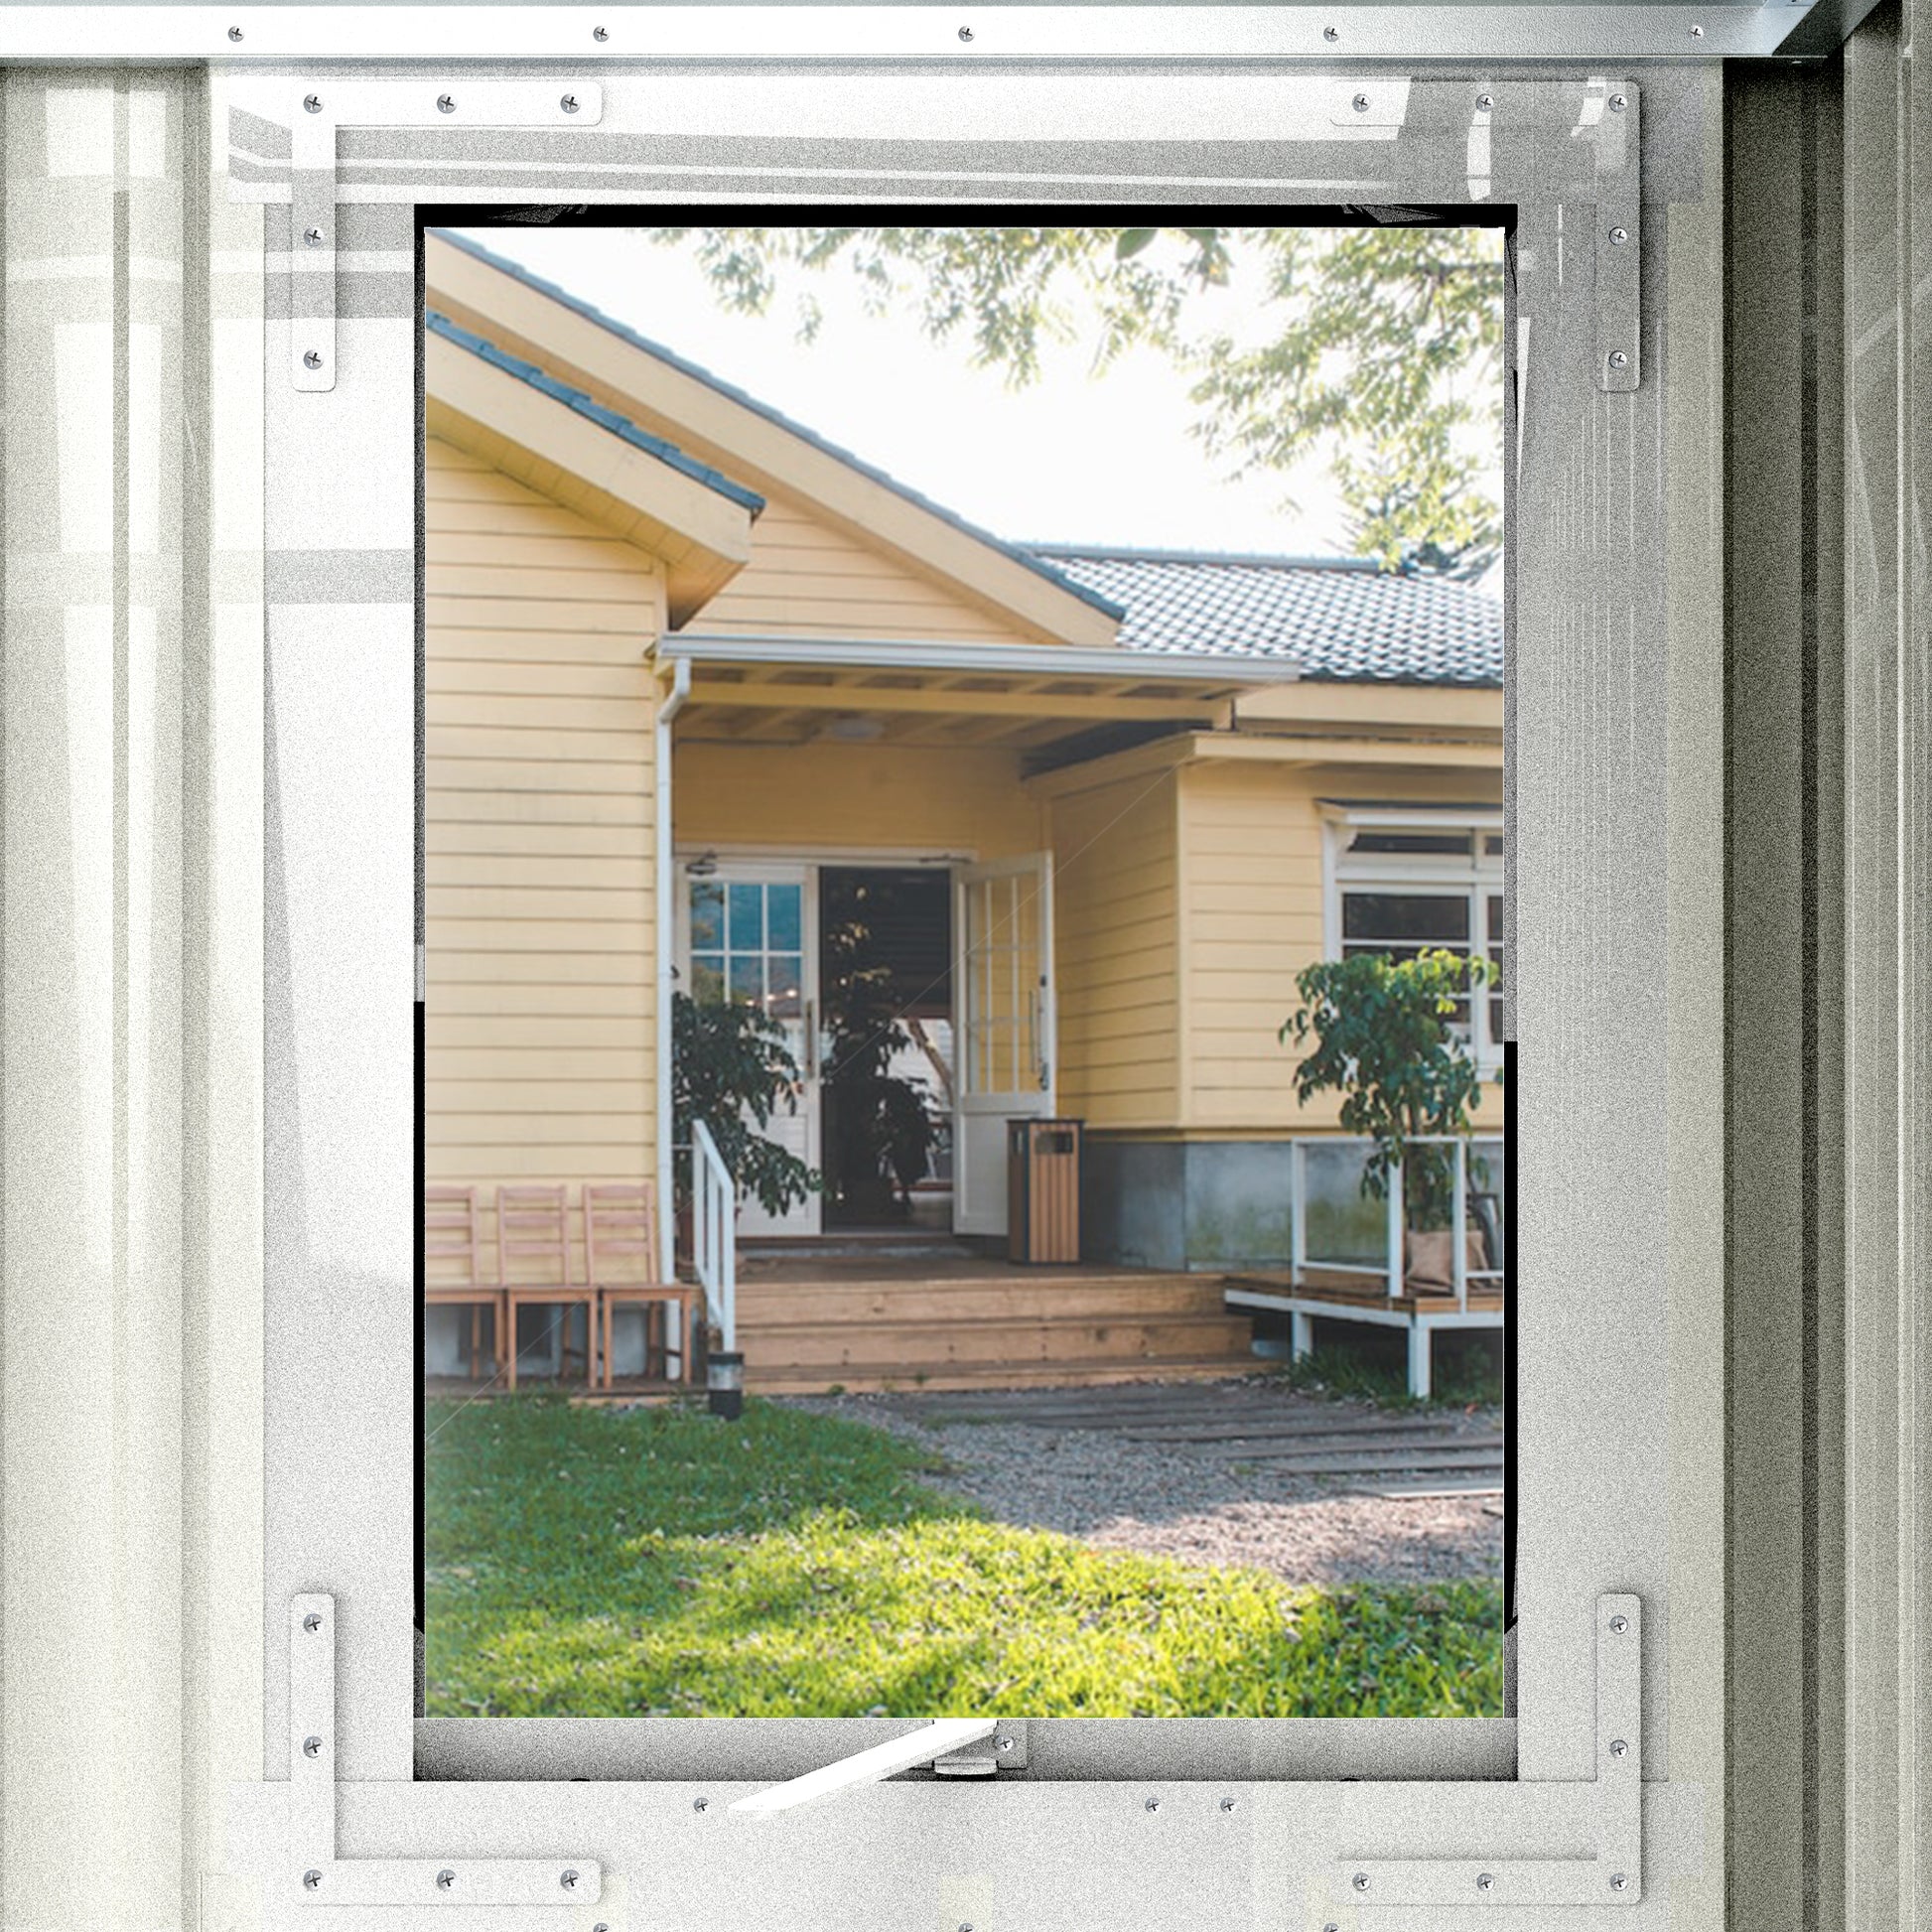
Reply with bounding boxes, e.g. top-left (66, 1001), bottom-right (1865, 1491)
top-left (0, 26), bottom-right (1914, 1932)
